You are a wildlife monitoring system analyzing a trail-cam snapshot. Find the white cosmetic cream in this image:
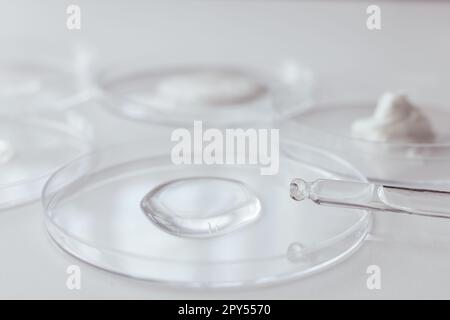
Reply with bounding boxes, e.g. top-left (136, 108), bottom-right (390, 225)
top-left (351, 92), bottom-right (435, 144)
top-left (156, 69), bottom-right (266, 106)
